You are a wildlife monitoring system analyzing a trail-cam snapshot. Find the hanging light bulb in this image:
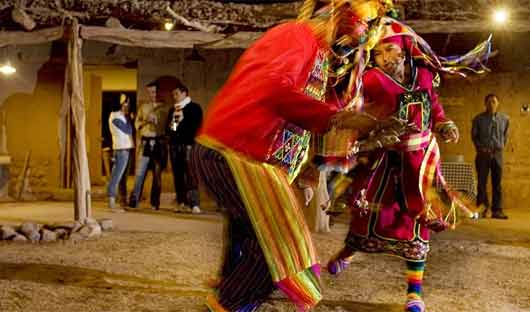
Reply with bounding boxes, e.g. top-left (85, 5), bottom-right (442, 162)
top-left (493, 8), bottom-right (509, 25)
top-left (0, 62), bottom-right (16, 75)
top-left (164, 19), bottom-right (175, 31)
